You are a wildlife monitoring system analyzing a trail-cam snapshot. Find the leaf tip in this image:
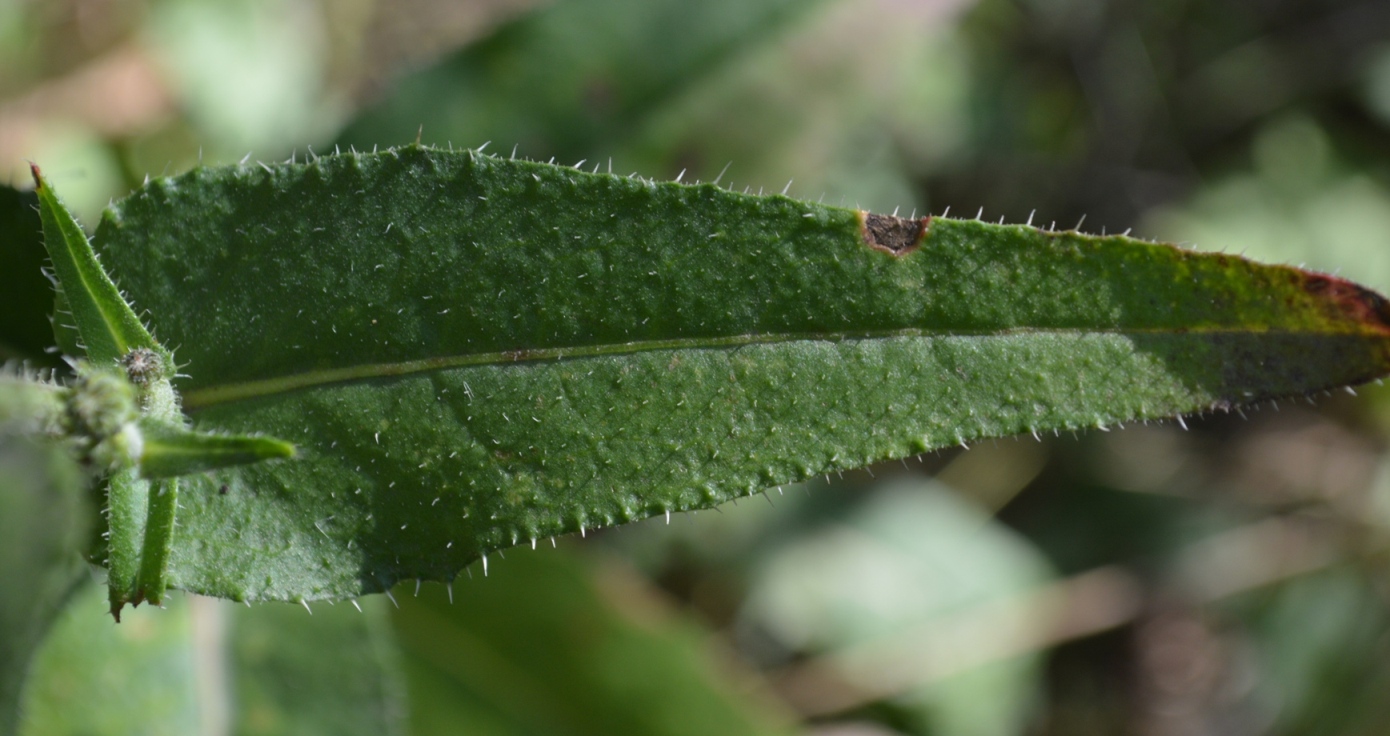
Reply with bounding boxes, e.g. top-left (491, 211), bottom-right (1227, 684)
top-left (1301, 272), bottom-right (1390, 334)
top-left (264, 436), bottom-right (297, 460)
top-left (136, 423), bottom-right (298, 478)
top-left (29, 161), bottom-right (43, 190)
